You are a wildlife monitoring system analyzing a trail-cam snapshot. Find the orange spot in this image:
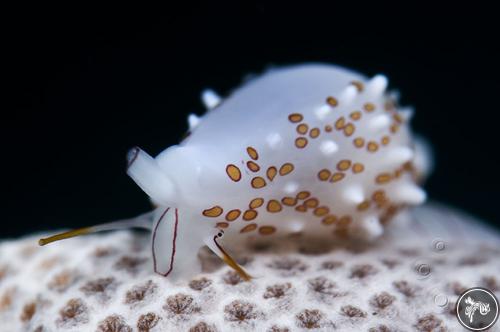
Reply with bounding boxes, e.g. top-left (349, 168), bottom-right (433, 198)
top-left (246, 161), bottom-right (260, 172)
top-left (226, 164), bottom-right (241, 182)
top-left (266, 200), bottom-right (282, 213)
top-left (251, 177), bottom-right (266, 189)
top-left (390, 124), bottom-right (399, 133)
top-left (296, 191), bottom-right (311, 200)
top-left (372, 190), bottom-right (387, 205)
top-left (343, 123), bottom-right (355, 136)
top-left (325, 125), bottom-right (333, 132)
top-left (309, 128), bottom-right (320, 138)
top-left (337, 160), bottom-right (352, 171)
top-left (202, 206), bottom-right (223, 218)
top-left (381, 136), bottom-right (391, 145)
top-left (279, 163), bottom-right (294, 176)
top-left (247, 147), bottom-right (259, 160)
top-left (403, 162), bottom-right (415, 172)
top-left (304, 198), bottom-right (319, 208)
top-left (225, 209), bottom-right (241, 221)
top-left (216, 222), bottom-right (229, 228)
top-left (322, 215), bottom-right (337, 225)
top-left (281, 197), bottom-right (297, 206)
top-left (249, 198), bottom-right (264, 209)
top-left (259, 226), bottom-right (276, 235)
top-left (266, 166), bottom-right (277, 181)
top-left (350, 81), bottom-right (364, 92)
top-left (314, 206), bottom-right (329, 216)
top-left (376, 173), bottom-right (392, 184)
top-left (367, 141), bottom-right (379, 152)
top-left (318, 169), bottom-right (331, 181)
top-left (393, 113), bottom-right (403, 124)
top-left (330, 172), bottom-right (345, 183)
top-left (381, 205), bottom-right (400, 225)
top-left (243, 210), bottom-right (258, 221)
top-left (295, 205), bottom-right (307, 212)
top-left (335, 117), bottom-right (346, 130)
top-left (357, 200), bottom-right (371, 211)
top-left (240, 223), bottom-right (257, 233)
top-left (352, 163), bottom-right (365, 174)
top-left (288, 113), bottom-right (303, 123)
top-left (353, 137), bottom-right (365, 148)
top-left (326, 96), bottom-right (338, 106)
top-left (350, 111), bottom-right (362, 120)
top-left (296, 123), bottom-right (308, 135)
top-left (295, 137), bottom-right (308, 148)
top-left (363, 103), bottom-right (375, 112)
